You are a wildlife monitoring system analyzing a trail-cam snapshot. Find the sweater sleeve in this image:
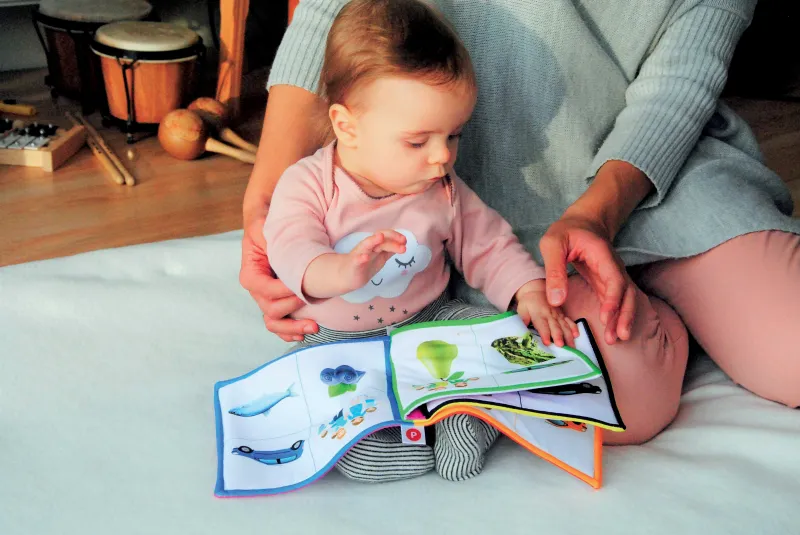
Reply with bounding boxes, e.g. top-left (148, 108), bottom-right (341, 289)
top-left (262, 160), bottom-right (334, 304)
top-left (446, 176), bottom-right (546, 312)
top-left (588, 0), bottom-right (756, 208)
top-left (266, 0), bottom-right (348, 93)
